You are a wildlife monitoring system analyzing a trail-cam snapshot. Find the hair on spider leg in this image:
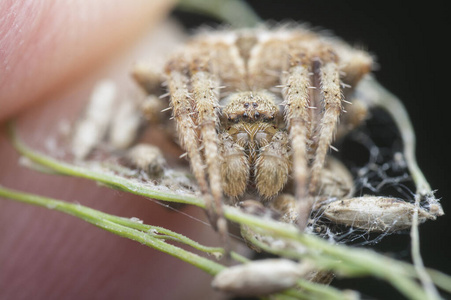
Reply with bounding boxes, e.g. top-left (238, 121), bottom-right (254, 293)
top-left (160, 106), bottom-right (172, 112)
top-left (158, 92), bottom-right (170, 99)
